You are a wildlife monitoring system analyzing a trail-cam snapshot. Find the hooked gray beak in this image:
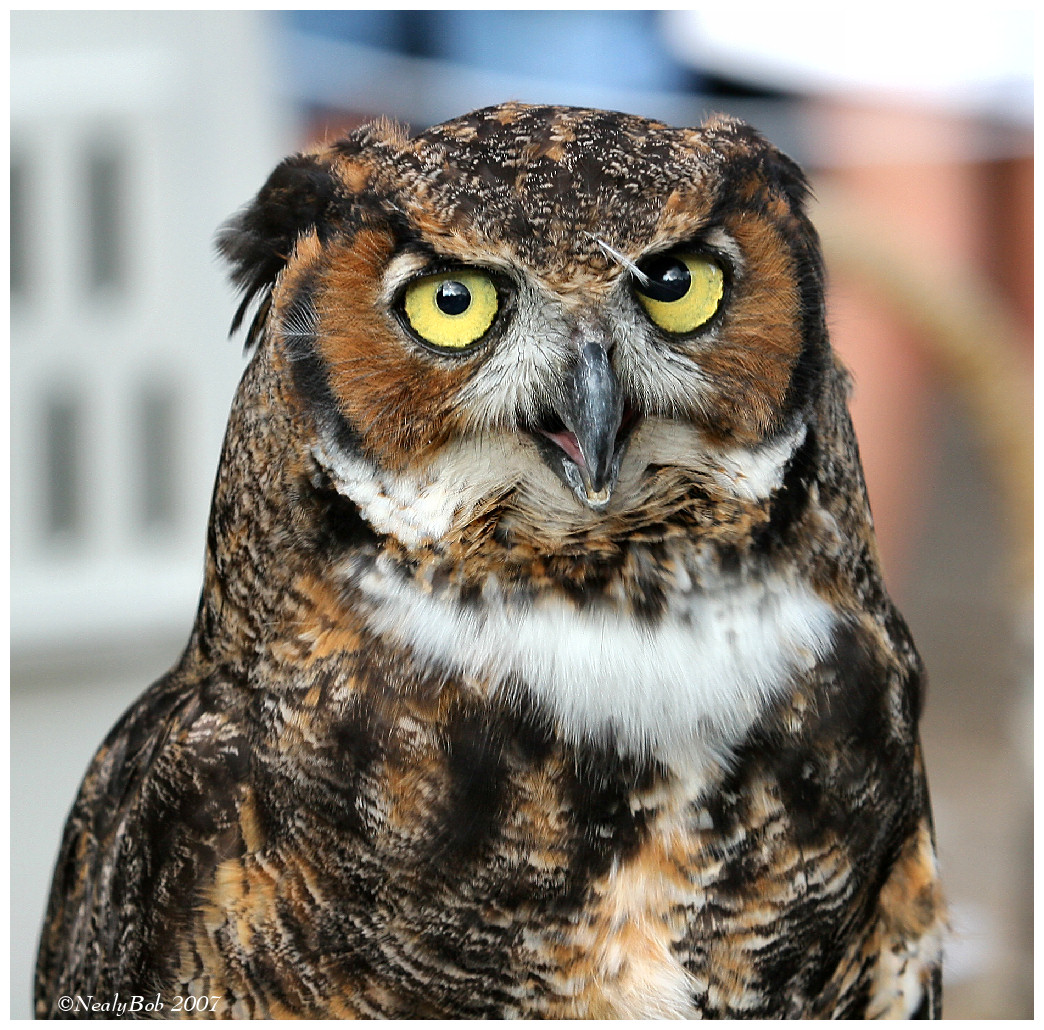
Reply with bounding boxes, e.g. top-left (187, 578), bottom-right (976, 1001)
top-left (534, 341), bottom-right (633, 511)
